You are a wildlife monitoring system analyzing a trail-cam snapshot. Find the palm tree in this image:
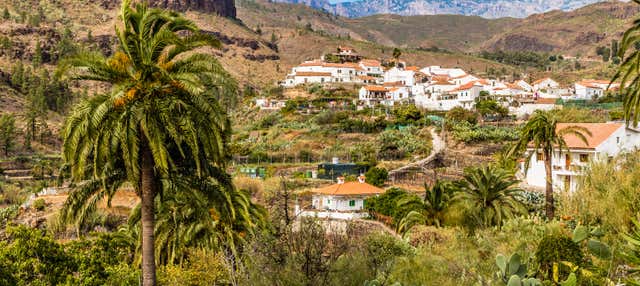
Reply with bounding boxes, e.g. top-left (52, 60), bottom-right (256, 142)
top-left (512, 110), bottom-right (590, 219)
top-left (396, 180), bottom-right (453, 236)
top-left (454, 165), bottom-right (524, 228)
top-left (58, 1), bottom-right (235, 284)
top-left (613, 0), bottom-right (640, 127)
top-left (128, 174), bottom-right (266, 265)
